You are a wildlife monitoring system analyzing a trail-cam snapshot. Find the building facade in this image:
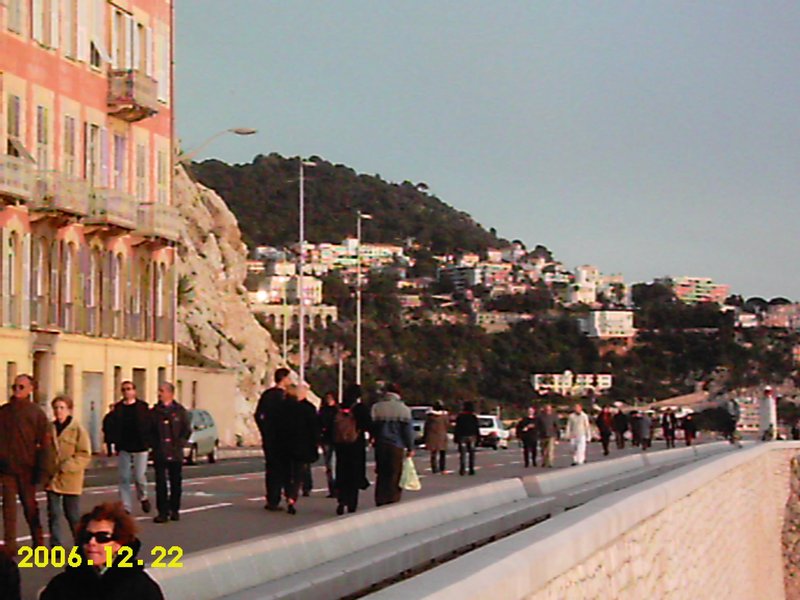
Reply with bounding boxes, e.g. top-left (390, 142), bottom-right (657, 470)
top-left (578, 310), bottom-right (636, 339)
top-left (0, 0), bottom-right (177, 451)
top-left (658, 276), bottom-right (730, 305)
